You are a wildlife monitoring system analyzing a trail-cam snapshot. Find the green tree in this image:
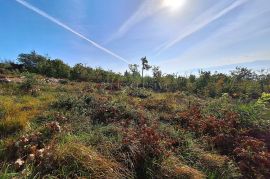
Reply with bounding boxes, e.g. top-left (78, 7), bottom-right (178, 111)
top-left (50, 59), bottom-right (71, 78)
top-left (152, 66), bottom-right (162, 90)
top-left (129, 64), bottom-right (140, 87)
top-left (70, 63), bottom-right (90, 81)
top-left (141, 57), bottom-right (151, 88)
top-left (17, 51), bottom-right (47, 72)
top-left (194, 71), bottom-right (211, 95)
